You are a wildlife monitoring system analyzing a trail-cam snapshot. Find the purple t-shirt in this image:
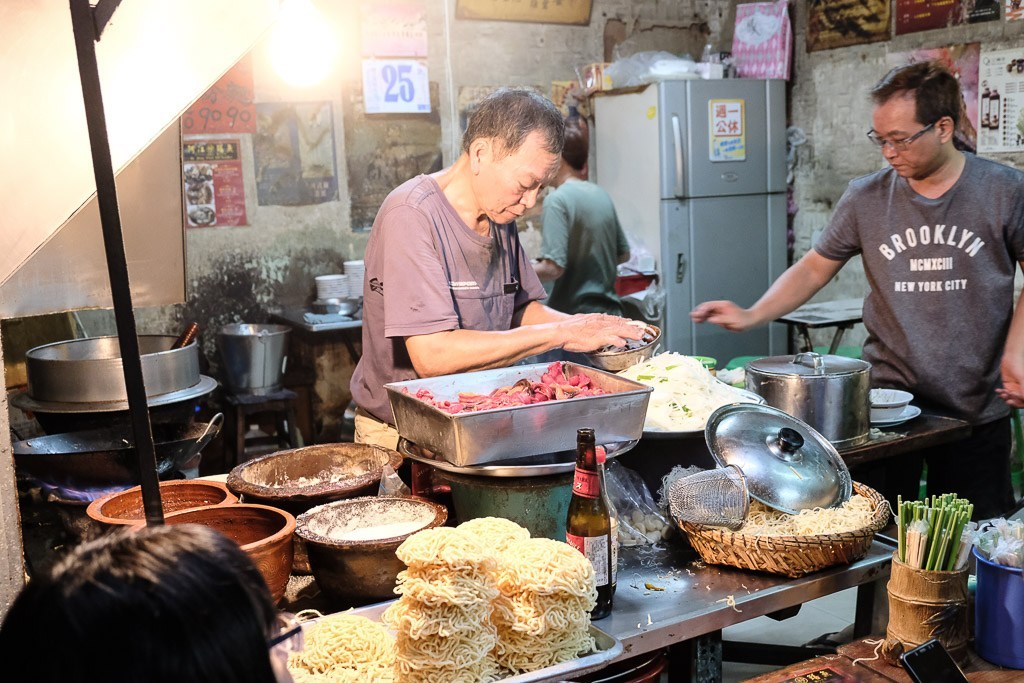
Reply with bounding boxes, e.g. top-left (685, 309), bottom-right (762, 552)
top-left (350, 175), bottom-right (547, 423)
